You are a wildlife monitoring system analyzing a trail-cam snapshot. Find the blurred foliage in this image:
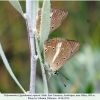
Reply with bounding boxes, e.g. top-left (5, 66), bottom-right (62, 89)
top-left (0, 1), bottom-right (100, 93)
